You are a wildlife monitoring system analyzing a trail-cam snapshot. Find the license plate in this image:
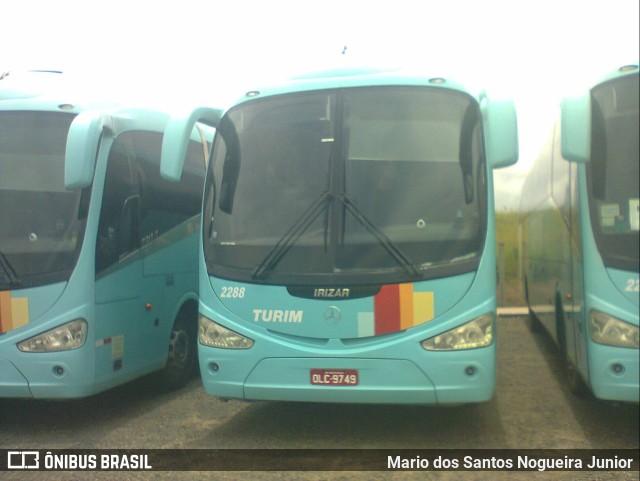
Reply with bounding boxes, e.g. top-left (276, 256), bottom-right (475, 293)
top-left (310, 369), bottom-right (359, 386)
